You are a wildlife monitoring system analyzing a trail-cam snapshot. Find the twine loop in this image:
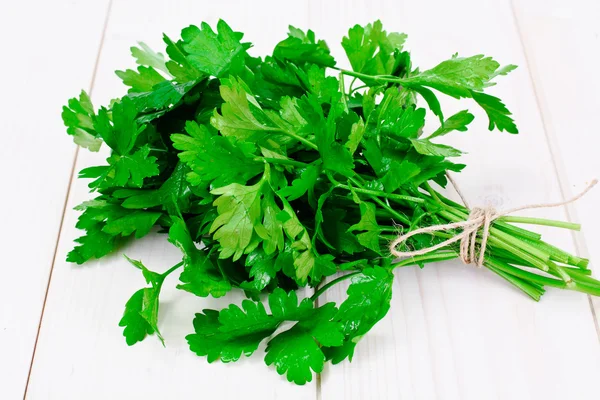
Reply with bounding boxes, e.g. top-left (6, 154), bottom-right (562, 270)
top-left (389, 177), bottom-right (597, 267)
